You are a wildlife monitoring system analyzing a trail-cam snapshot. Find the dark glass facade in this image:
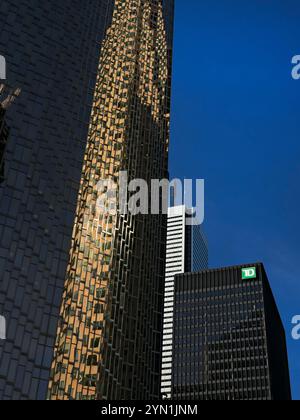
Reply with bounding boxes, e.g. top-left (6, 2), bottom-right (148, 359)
top-left (0, 0), bottom-right (114, 400)
top-left (172, 263), bottom-right (291, 400)
top-left (48, 0), bottom-right (175, 400)
top-left (0, 84), bottom-right (20, 184)
top-left (184, 222), bottom-right (208, 274)
top-left (0, 104), bottom-right (9, 183)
